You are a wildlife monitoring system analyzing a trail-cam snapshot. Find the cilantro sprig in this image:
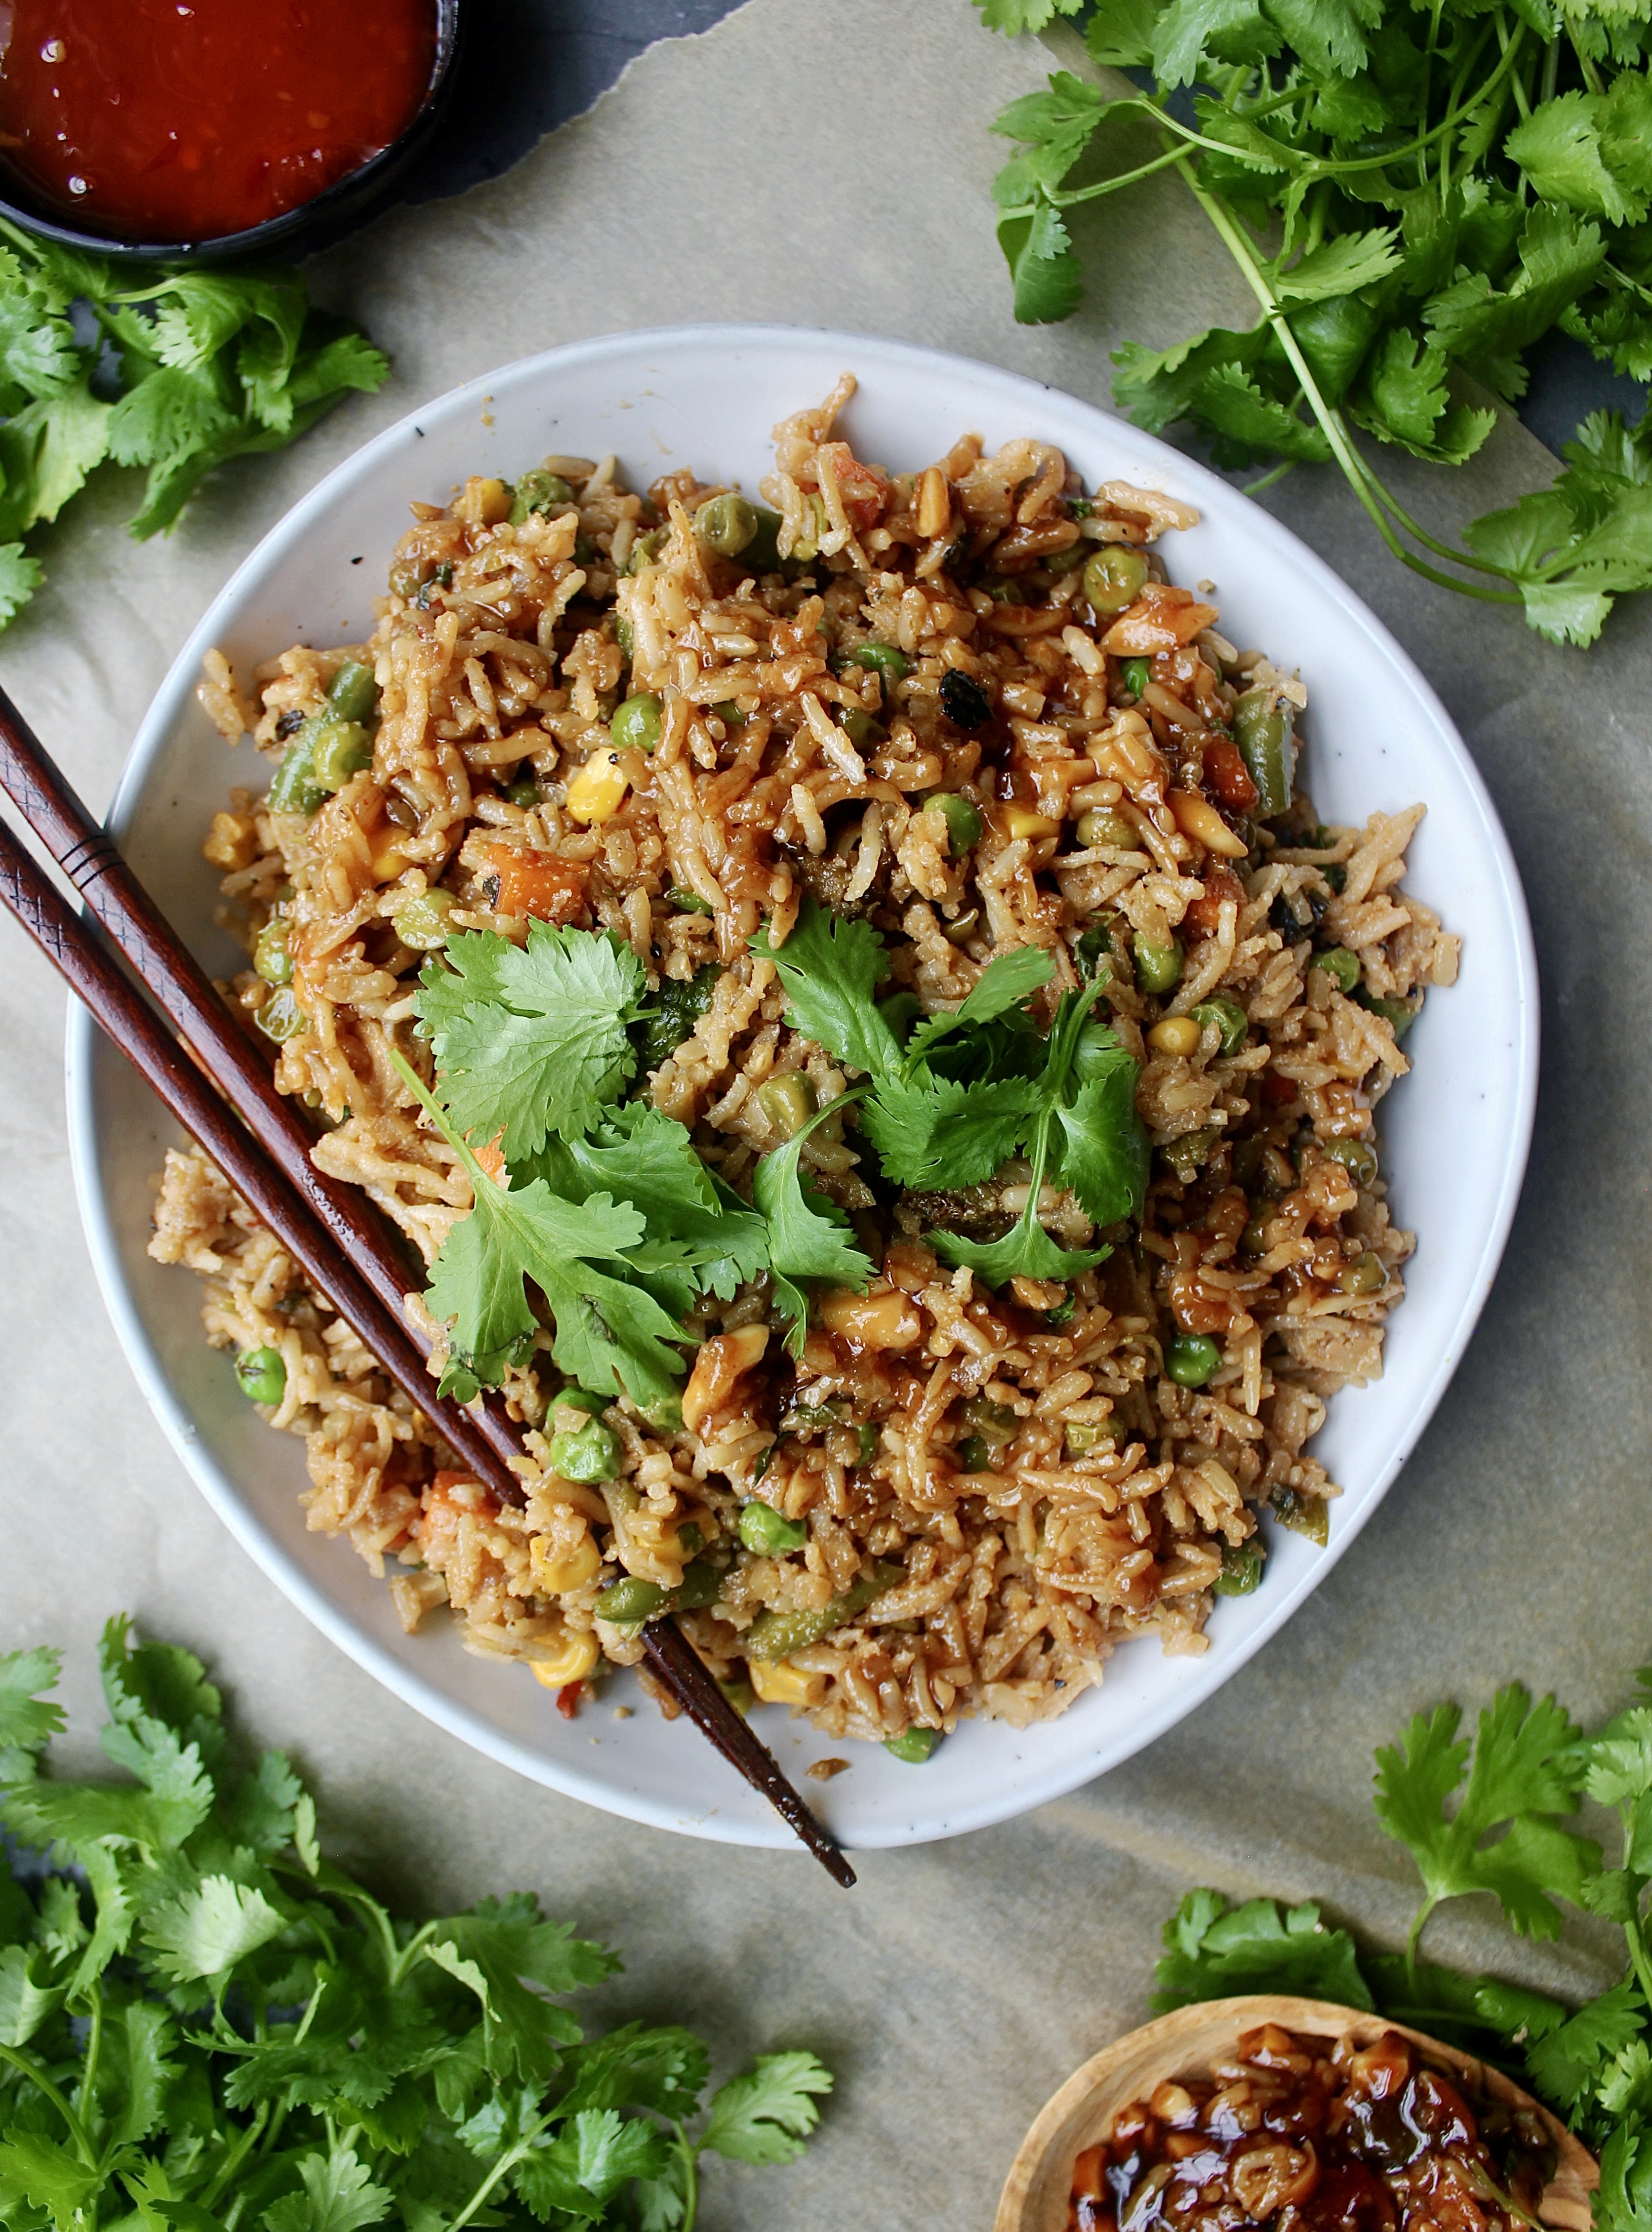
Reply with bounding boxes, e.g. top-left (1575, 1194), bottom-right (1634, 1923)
top-left (0, 1621), bottom-right (832, 2232)
top-left (0, 220), bottom-right (387, 627)
top-left (974, 1), bottom-right (1652, 643)
top-left (1149, 1663), bottom-right (1652, 2232)
top-left (756, 900), bottom-right (1150, 1286)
